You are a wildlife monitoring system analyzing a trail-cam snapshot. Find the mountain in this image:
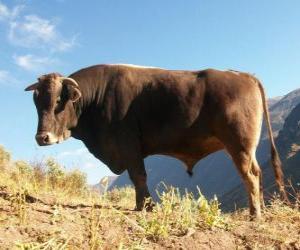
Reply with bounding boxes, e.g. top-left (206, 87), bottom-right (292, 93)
top-left (92, 176), bottom-right (118, 193)
top-left (220, 101), bottom-right (300, 210)
top-left (110, 88), bottom-right (300, 204)
top-left (267, 96), bottom-right (282, 107)
top-left (262, 88), bottom-right (300, 139)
